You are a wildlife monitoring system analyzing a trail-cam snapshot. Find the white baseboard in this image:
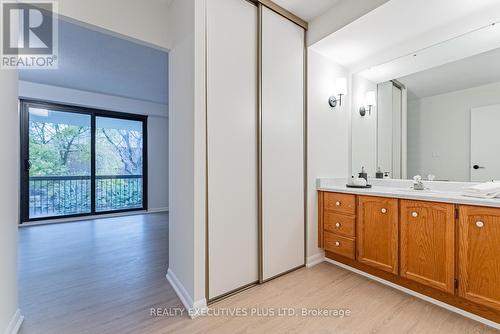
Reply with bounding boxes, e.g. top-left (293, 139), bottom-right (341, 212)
top-left (148, 207), bottom-right (169, 213)
top-left (306, 252), bottom-right (325, 268)
top-left (191, 299), bottom-right (208, 319)
top-left (324, 258), bottom-right (500, 330)
top-left (4, 309), bottom-right (24, 334)
top-left (166, 268), bottom-right (207, 319)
